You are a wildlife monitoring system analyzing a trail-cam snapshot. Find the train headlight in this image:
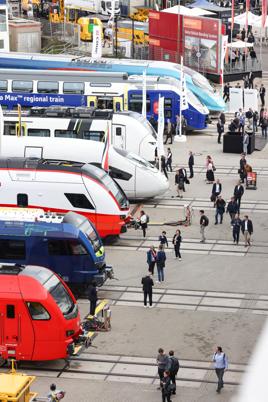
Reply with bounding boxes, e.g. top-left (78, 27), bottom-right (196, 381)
top-left (66, 330), bottom-right (75, 337)
top-left (120, 215), bottom-right (126, 219)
